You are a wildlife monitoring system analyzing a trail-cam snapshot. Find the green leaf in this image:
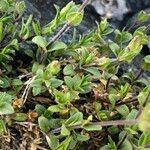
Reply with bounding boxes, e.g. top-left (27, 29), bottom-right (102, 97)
top-left (45, 78), bottom-right (63, 88)
top-left (137, 11), bottom-right (150, 23)
top-left (83, 123), bottom-right (102, 131)
top-left (125, 127), bottom-right (138, 135)
top-left (138, 132), bottom-right (150, 148)
top-left (32, 86), bottom-right (42, 96)
top-left (48, 105), bottom-right (65, 113)
top-left (32, 62), bottom-right (44, 74)
top-left (115, 30), bottom-right (132, 44)
top-left (12, 79), bottom-right (23, 86)
top-left (49, 41), bottom-right (67, 52)
top-left (60, 1), bottom-right (75, 20)
top-left (116, 105), bottom-right (129, 117)
top-left (46, 61), bottom-right (61, 75)
top-left (99, 19), bottom-right (108, 33)
top-left (46, 134), bottom-right (59, 150)
top-left (0, 0), bottom-right (9, 12)
top-left (0, 119), bottom-right (6, 135)
top-left (0, 21), bottom-right (4, 42)
top-left (108, 136), bottom-right (117, 150)
top-left (57, 136), bottom-right (73, 150)
top-left (19, 15), bottom-right (33, 40)
top-left (15, 1), bottom-right (26, 17)
top-left (108, 126), bottom-right (119, 135)
top-left (138, 85), bottom-right (150, 106)
top-left (13, 113), bottom-right (28, 122)
top-left (141, 55), bottom-right (150, 70)
top-left (0, 77), bottom-right (10, 88)
top-left (54, 90), bottom-right (71, 105)
top-left (0, 102), bottom-right (14, 115)
top-left (100, 145), bottom-right (110, 150)
top-left (32, 36), bottom-right (47, 50)
top-left (75, 133), bottom-right (90, 141)
top-left (126, 109), bottom-right (138, 120)
top-left (139, 103), bottom-right (150, 131)
top-left (98, 57), bottom-right (110, 68)
top-left (35, 104), bottom-right (46, 115)
top-left (65, 111), bottom-right (83, 126)
top-left (73, 75), bottom-right (82, 90)
top-left (63, 64), bottom-right (75, 76)
top-left (98, 19), bottom-right (113, 36)
top-left (109, 94), bottom-right (118, 108)
top-left (64, 76), bottom-right (74, 90)
top-left (118, 36), bottom-right (144, 63)
top-left (119, 83), bottom-right (130, 99)
top-left (38, 116), bottom-right (50, 132)
top-left (66, 12), bottom-right (83, 26)
top-left (36, 69), bottom-right (44, 77)
top-left (109, 41), bottom-right (120, 56)
top-left (0, 92), bottom-right (12, 103)
top-left (0, 92), bottom-right (14, 115)
top-left (61, 124), bottom-right (70, 136)
top-left (32, 21), bottom-right (41, 36)
top-left (85, 67), bottom-right (101, 77)
top-left (120, 139), bottom-right (133, 150)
